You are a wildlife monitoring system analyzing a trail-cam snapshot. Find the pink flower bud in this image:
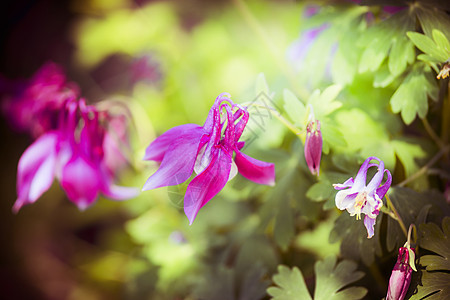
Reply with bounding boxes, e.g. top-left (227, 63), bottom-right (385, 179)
top-left (304, 120), bottom-right (322, 176)
top-left (386, 247), bottom-right (413, 300)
